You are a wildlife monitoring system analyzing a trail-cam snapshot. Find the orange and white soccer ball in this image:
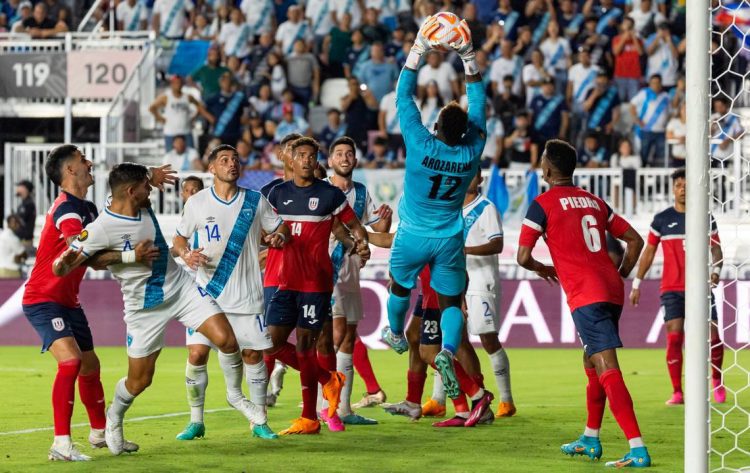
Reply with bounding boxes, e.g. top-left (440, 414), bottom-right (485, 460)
top-left (424, 12), bottom-right (468, 52)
